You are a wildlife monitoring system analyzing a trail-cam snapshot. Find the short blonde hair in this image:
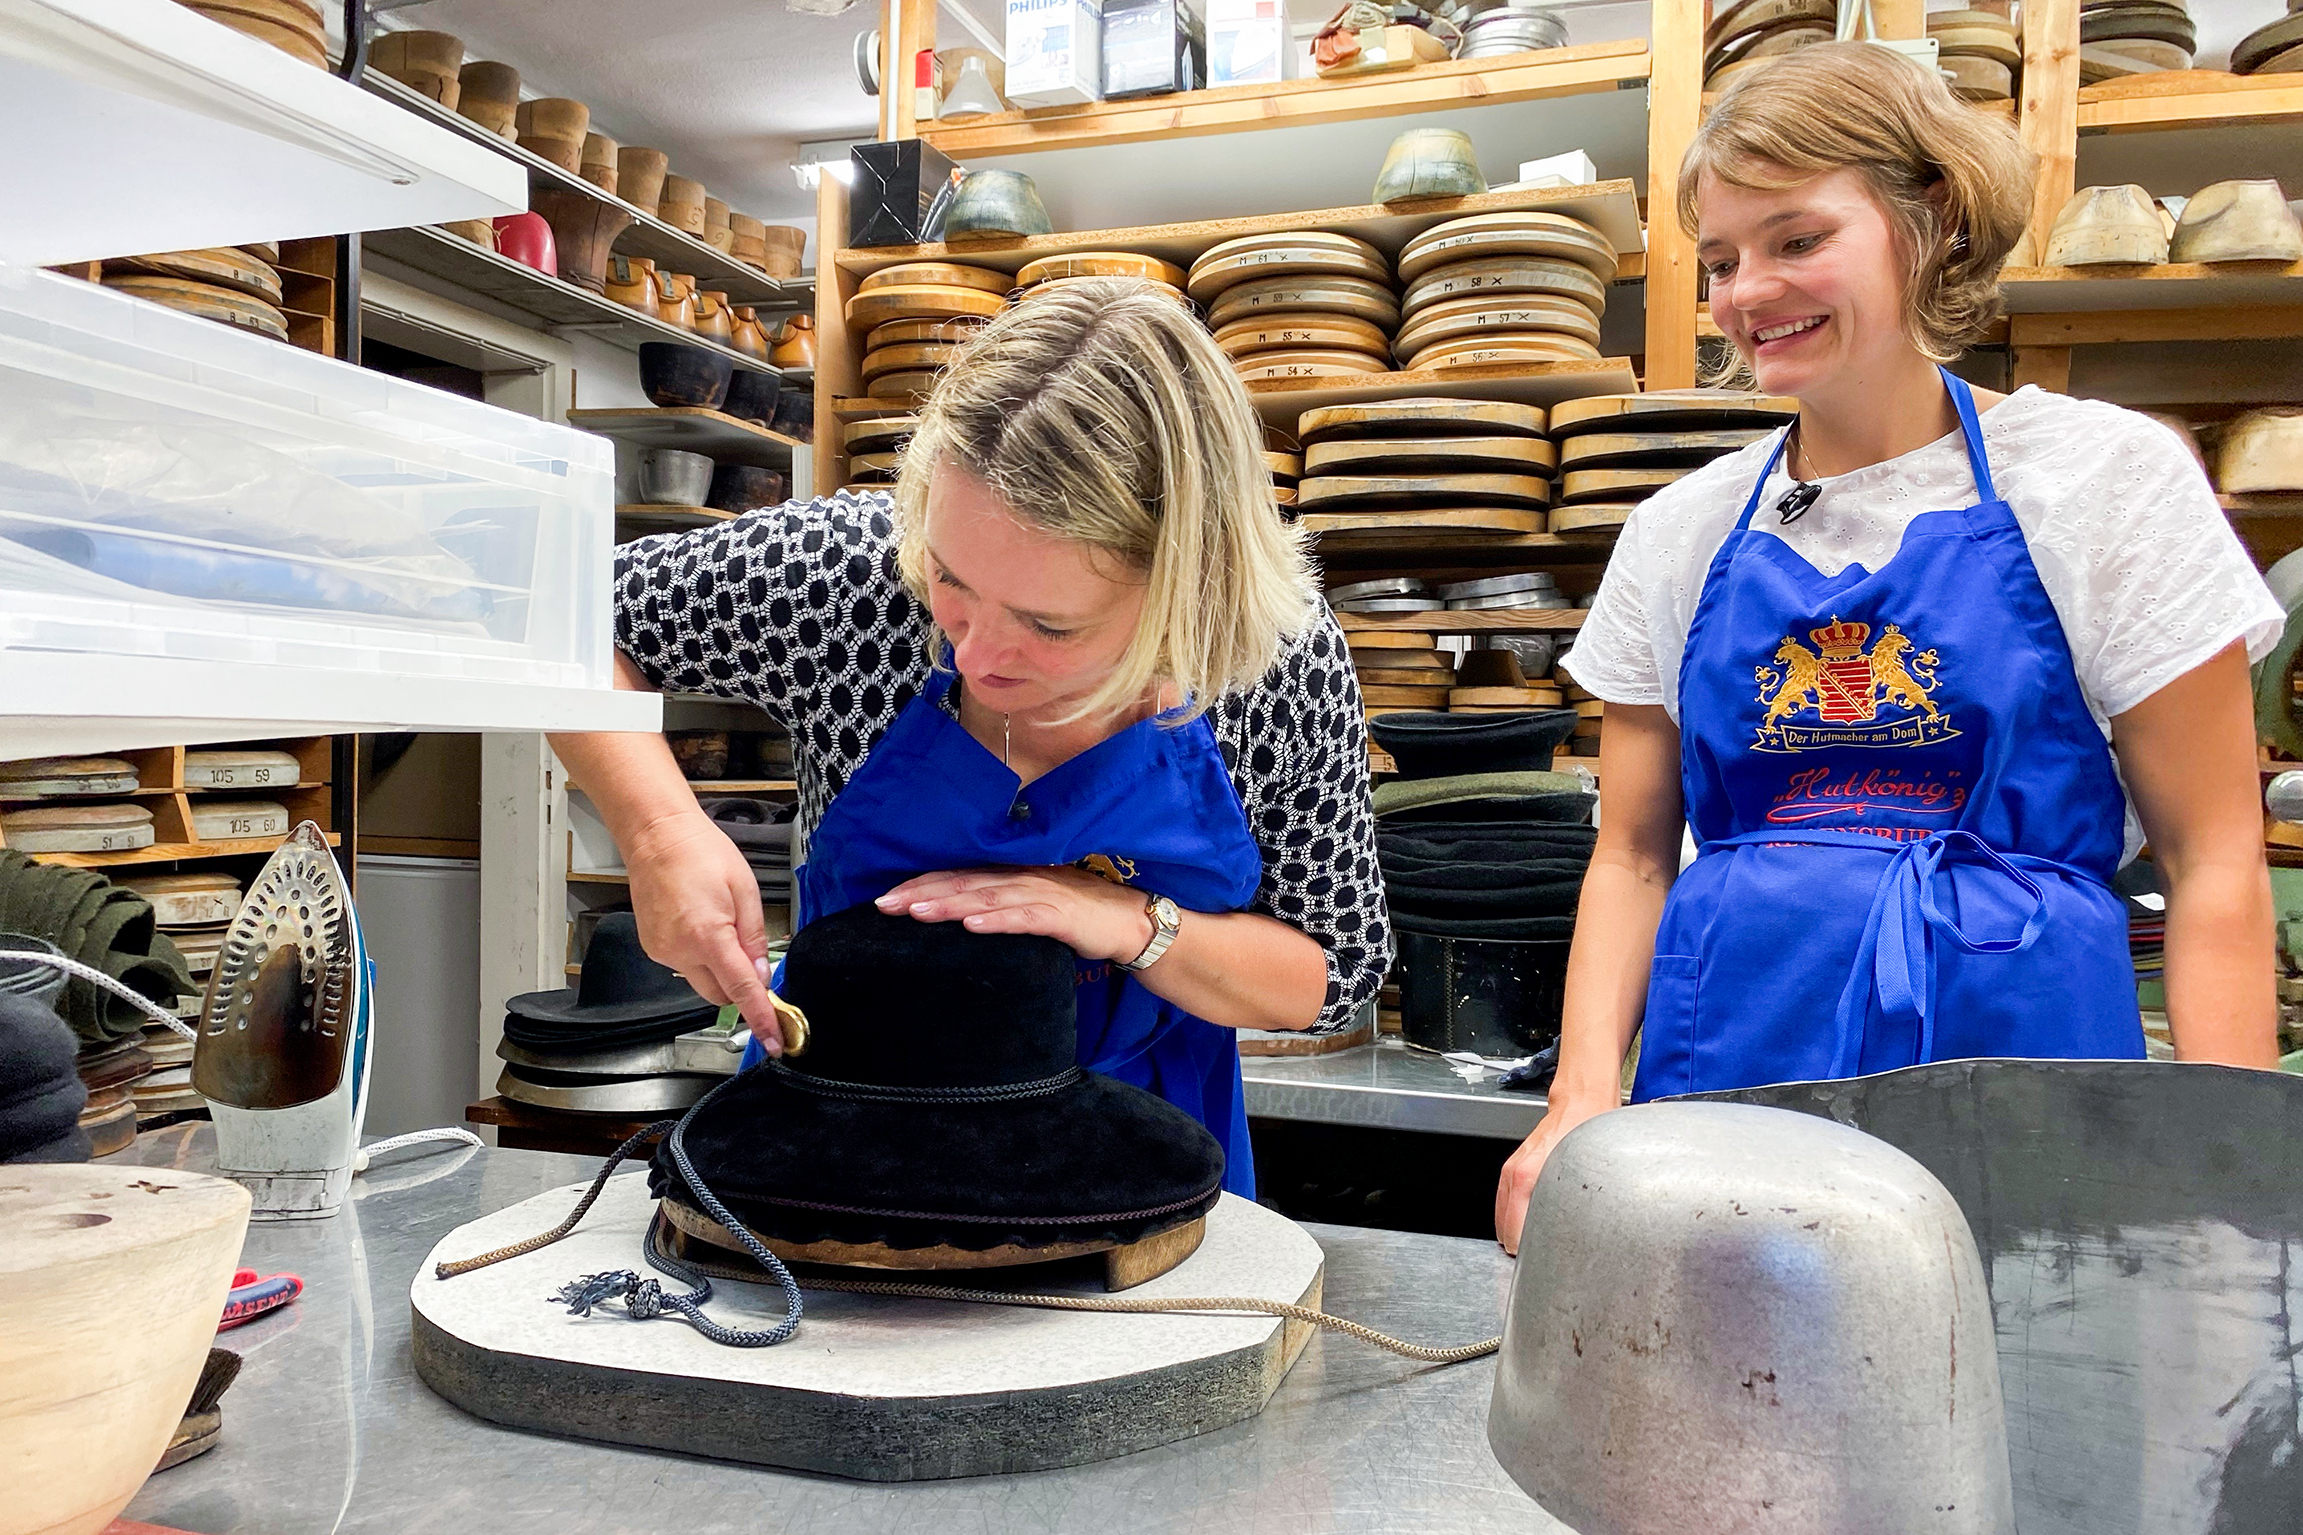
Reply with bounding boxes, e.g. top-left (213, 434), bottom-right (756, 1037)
top-left (1679, 41), bottom-right (2034, 362)
top-left (890, 277), bottom-right (1317, 724)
